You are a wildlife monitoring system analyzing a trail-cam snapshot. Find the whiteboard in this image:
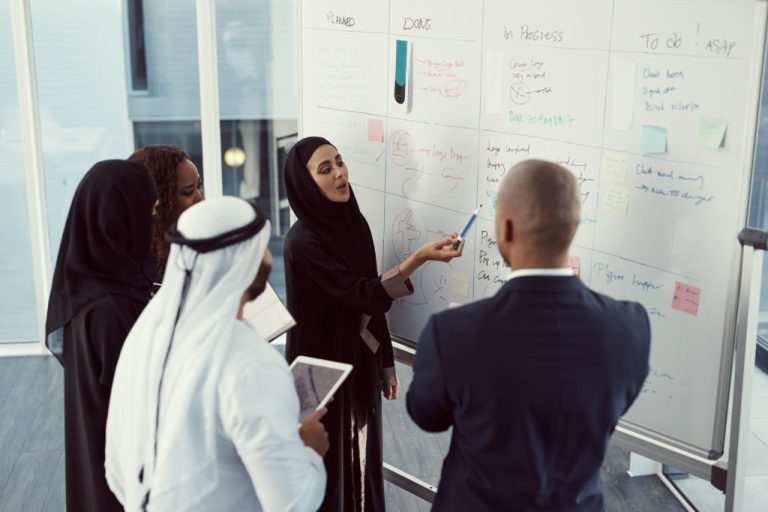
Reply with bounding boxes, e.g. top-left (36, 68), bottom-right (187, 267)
top-left (299, 0), bottom-right (768, 459)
